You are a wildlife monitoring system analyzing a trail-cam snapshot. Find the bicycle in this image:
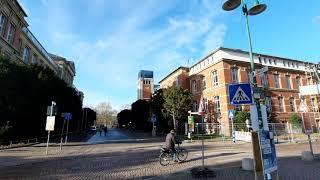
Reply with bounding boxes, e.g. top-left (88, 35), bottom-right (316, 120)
top-left (159, 142), bottom-right (188, 166)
